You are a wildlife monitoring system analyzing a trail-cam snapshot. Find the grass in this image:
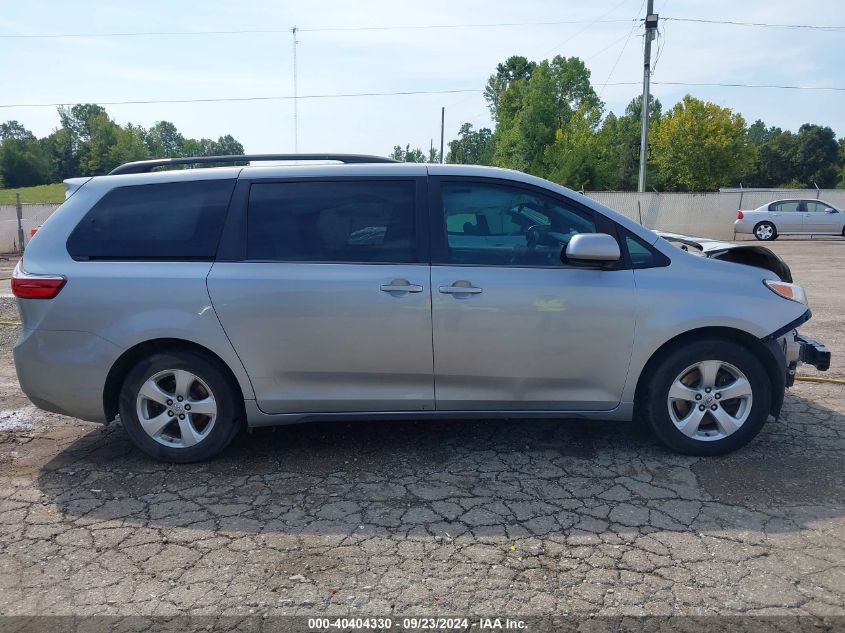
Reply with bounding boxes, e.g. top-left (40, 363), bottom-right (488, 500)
top-left (0, 183), bottom-right (65, 204)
